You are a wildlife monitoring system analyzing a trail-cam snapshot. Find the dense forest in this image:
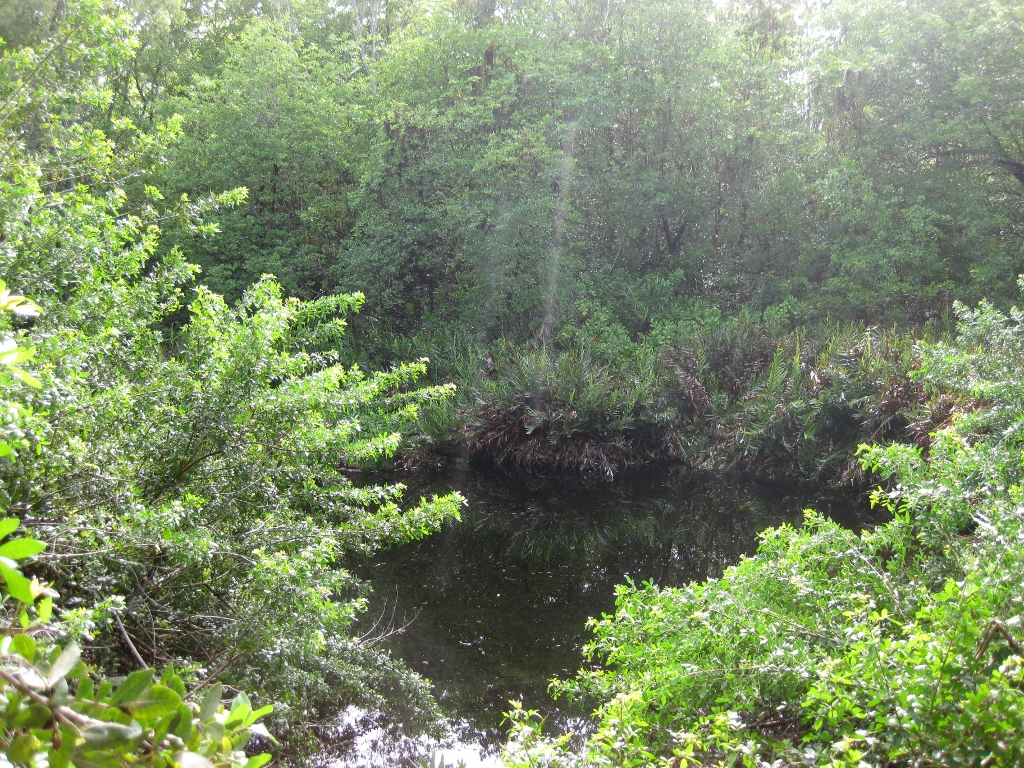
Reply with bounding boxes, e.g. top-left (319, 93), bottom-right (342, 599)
top-left (1, 0), bottom-right (1023, 766)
